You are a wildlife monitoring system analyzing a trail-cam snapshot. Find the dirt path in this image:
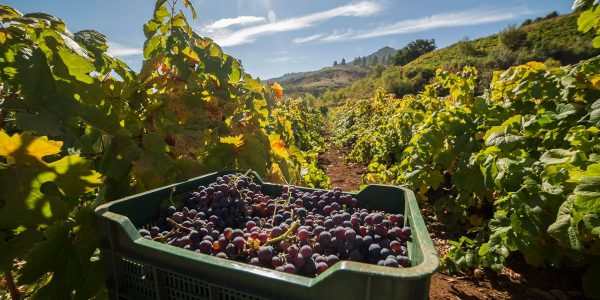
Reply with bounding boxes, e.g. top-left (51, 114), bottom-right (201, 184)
top-left (319, 141), bottom-right (366, 192)
top-left (319, 126), bottom-right (586, 300)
